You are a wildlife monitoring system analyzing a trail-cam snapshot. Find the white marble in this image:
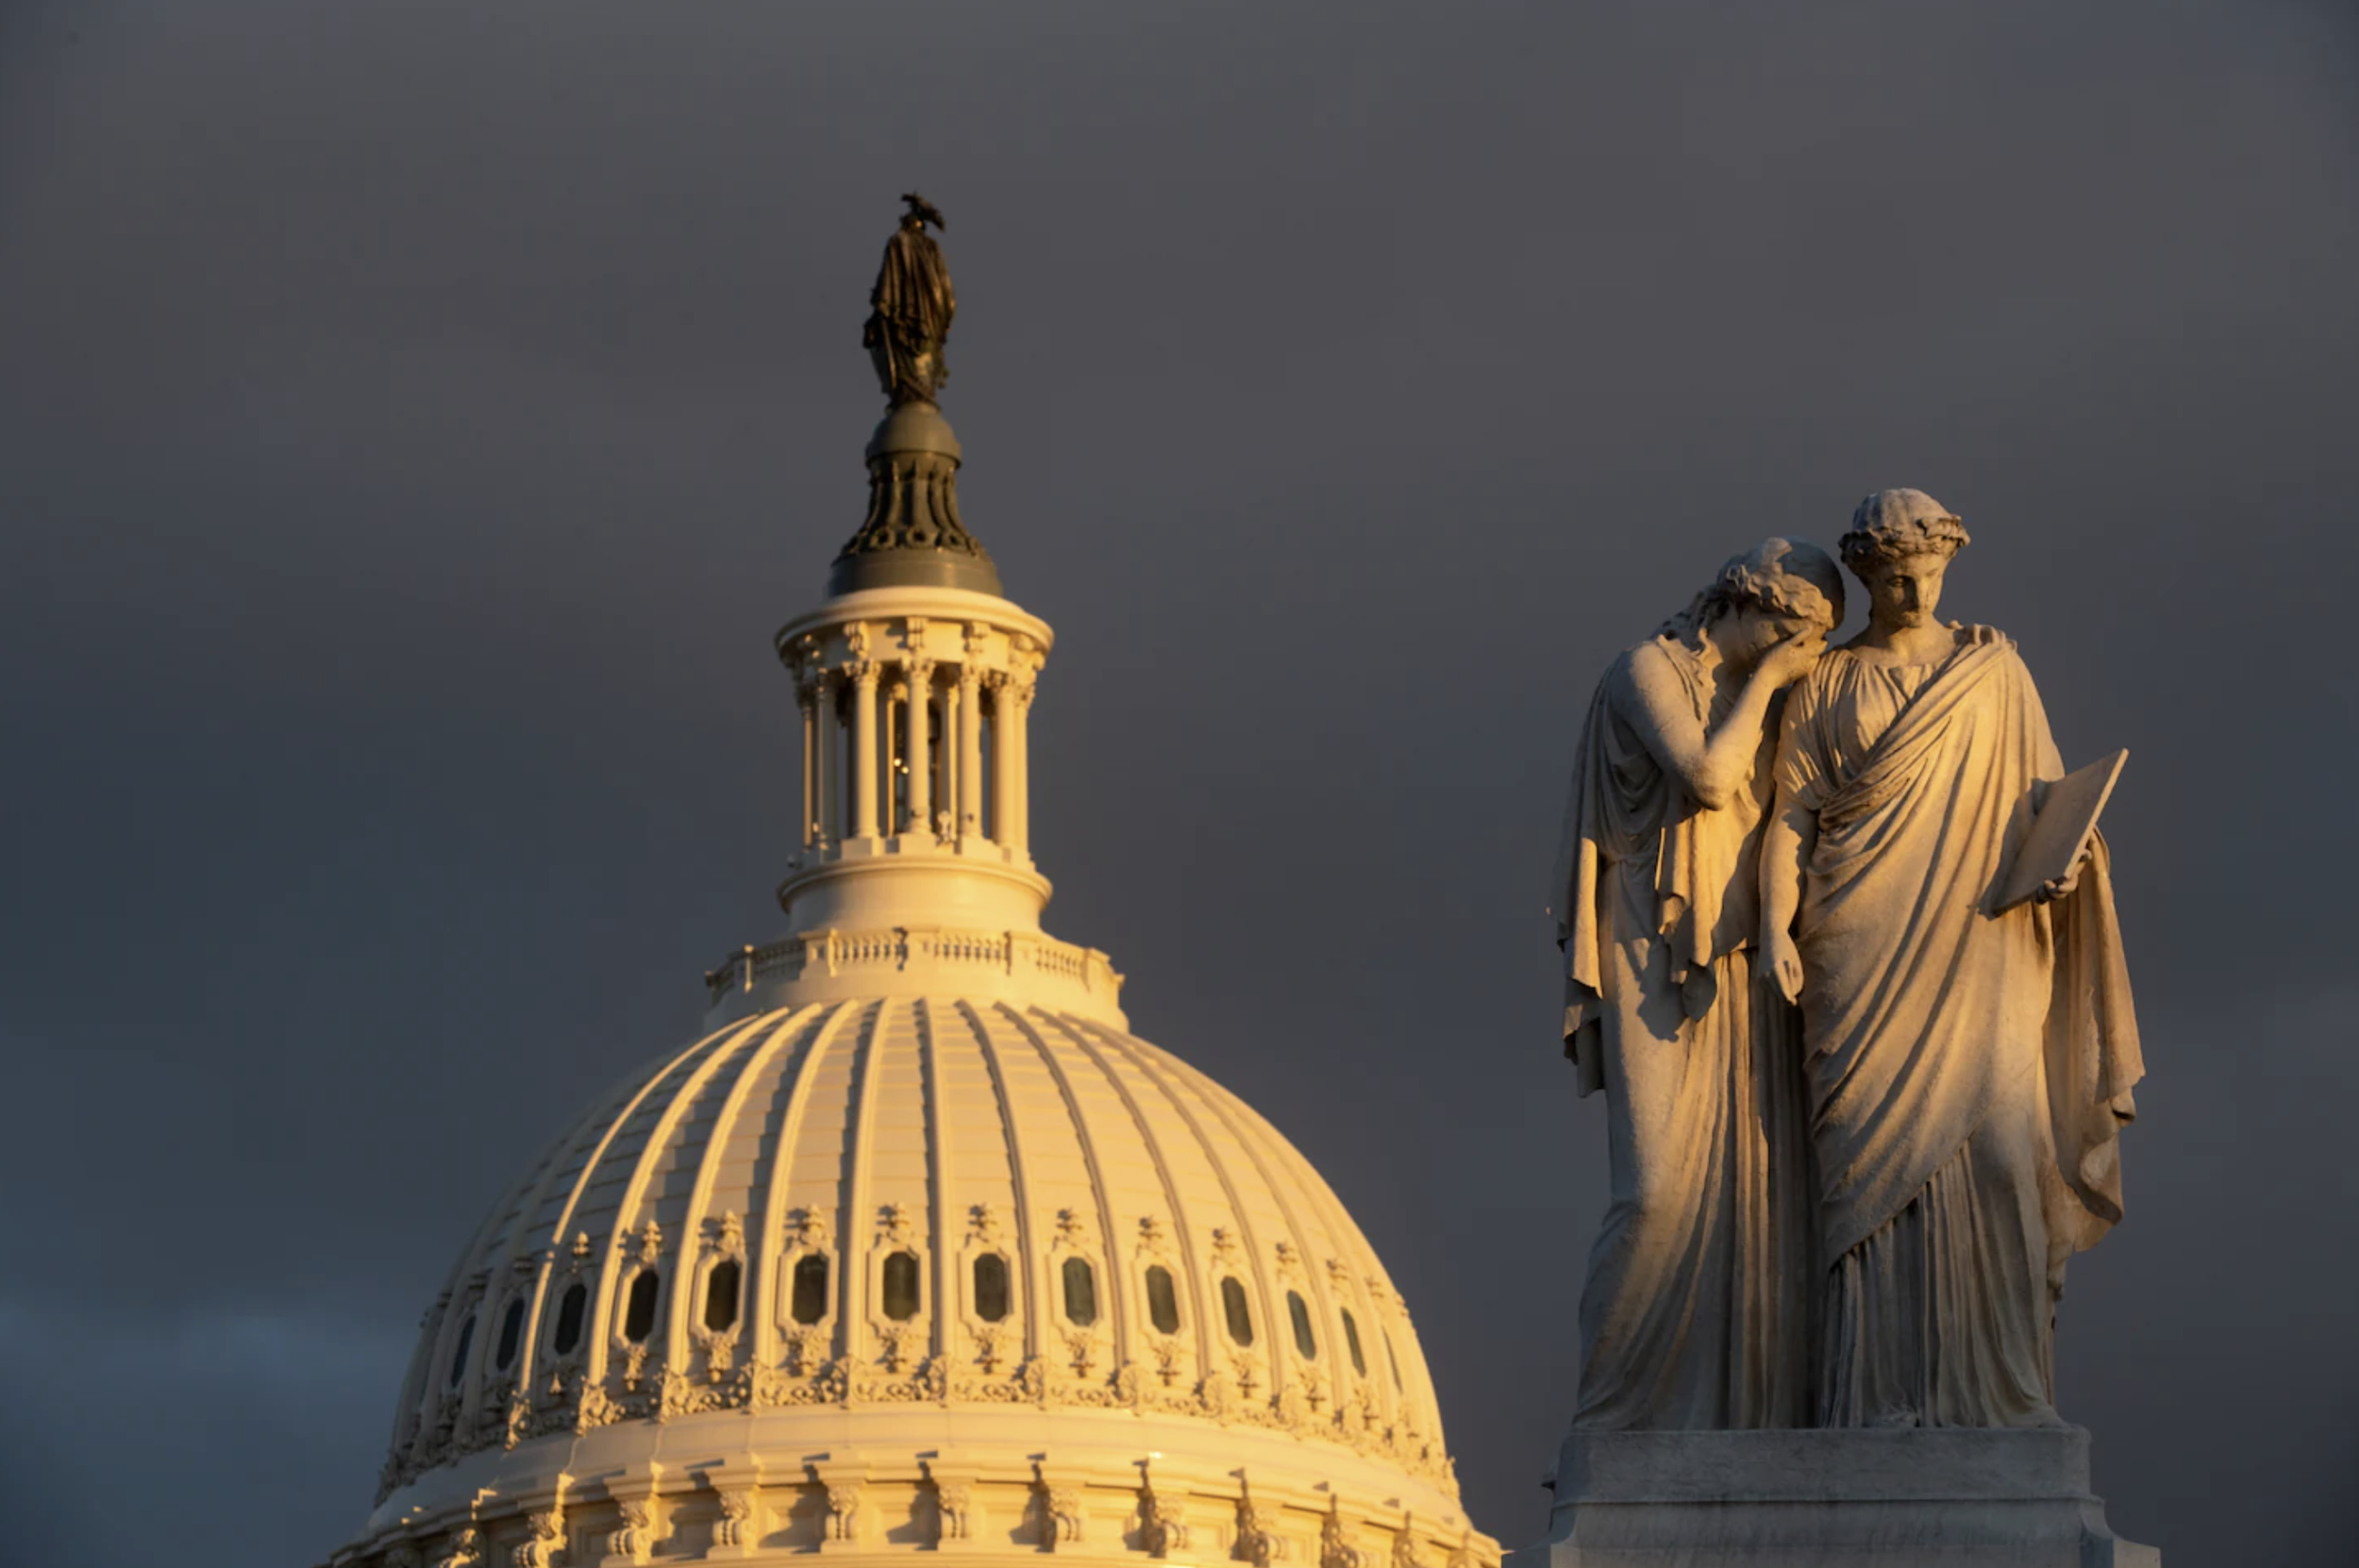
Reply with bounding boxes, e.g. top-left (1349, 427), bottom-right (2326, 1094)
top-left (1548, 540), bottom-right (1846, 1429)
top-left (1537, 496), bottom-right (2156, 1561)
top-left (1761, 492), bottom-right (2142, 1429)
